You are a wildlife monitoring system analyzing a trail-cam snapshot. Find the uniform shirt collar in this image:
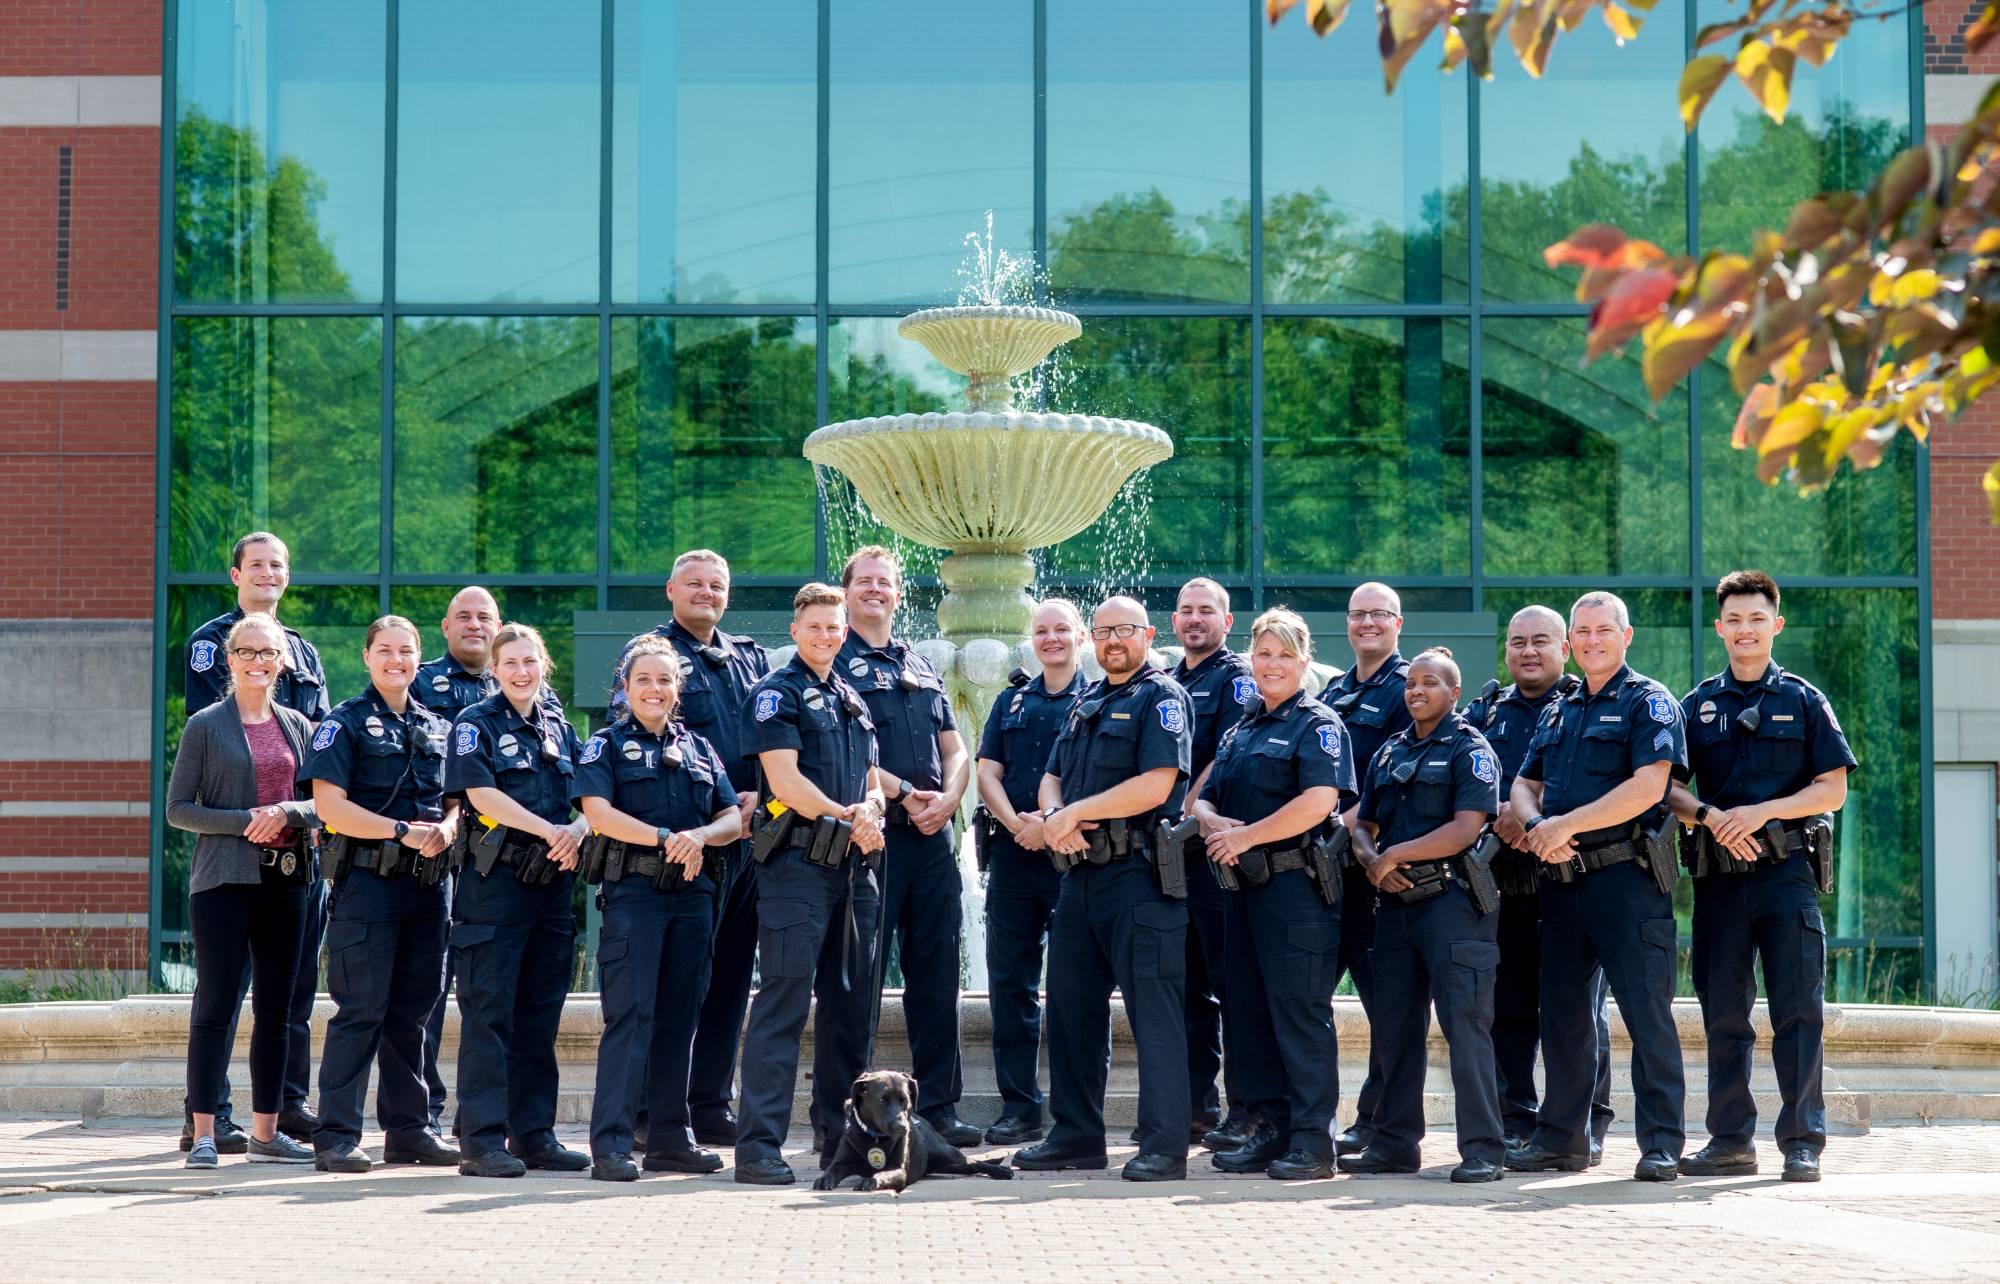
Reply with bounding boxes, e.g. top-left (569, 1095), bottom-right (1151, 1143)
top-left (1174, 647), bottom-right (1235, 680)
top-left (1242, 687), bottom-right (1305, 726)
top-left (364, 686), bottom-right (416, 721)
top-left (1723, 661), bottom-right (1784, 693)
top-left (1501, 681), bottom-right (1563, 709)
top-left (1340, 650), bottom-right (1406, 693)
top-left (1577, 664), bottom-right (1635, 703)
top-left (666, 617), bottom-right (729, 655)
top-left (784, 653), bottom-right (841, 687)
top-left (1100, 662), bottom-right (1161, 696)
top-left (1403, 712), bottom-right (1464, 748)
top-left (1029, 669), bottom-right (1084, 699)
